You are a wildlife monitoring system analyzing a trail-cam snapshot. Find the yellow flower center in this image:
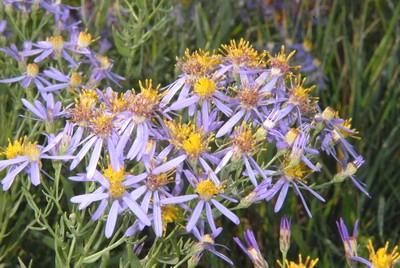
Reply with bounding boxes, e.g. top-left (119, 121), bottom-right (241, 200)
top-left (196, 179), bottom-right (220, 200)
top-left (232, 126), bottom-right (257, 154)
top-left (26, 63), bottom-right (39, 77)
top-left (69, 72), bottom-right (82, 88)
top-left (285, 128), bottom-right (300, 146)
top-left (368, 240), bottom-right (400, 268)
top-left (200, 234), bottom-right (214, 244)
top-left (221, 38), bottom-right (267, 68)
top-left (146, 173), bottom-right (170, 191)
top-left (237, 86), bottom-right (260, 109)
top-left (321, 107), bottom-right (337, 121)
top-left (302, 39), bottom-right (313, 52)
top-left (71, 90), bottom-right (98, 125)
top-left (162, 205), bottom-right (181, 224)
top-left (77, 32), bottom-right (92, 48)
top-left (3, 138), bottom-right (40, 161)
top-left (128, 79), bottom-right (161, 119)
top-left (3, 139), bottom-right (24, 159)
top-left (283, 161), bottom-right (309, 181)
top-left (333, 118), bottom-right (359, 140)
top-left (284, 255), bottom-right (318, 268)
top-left (268, 46), bottom-right (297, 75)
top-left (96, 55), bottom-right (112, 69)
top-left (182, 132), bottom-right (206, 159)
top-left (90, 113), bottom-right (114, 137)
top-left (178, 49), bottom-right (221, 76)
top-left (194, 77), bottom-right (217, 98)
top-left (48, 35), bottom-right (64, 51)
top-left (103, 166), bottom-right (126, 198)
